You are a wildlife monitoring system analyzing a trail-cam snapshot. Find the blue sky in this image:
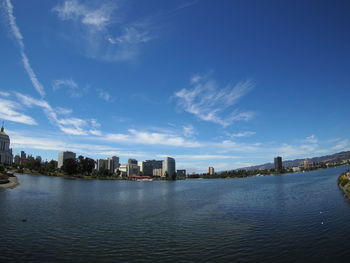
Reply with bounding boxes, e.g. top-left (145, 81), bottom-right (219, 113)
top-left (0, 0), bottom-right (349, 172)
